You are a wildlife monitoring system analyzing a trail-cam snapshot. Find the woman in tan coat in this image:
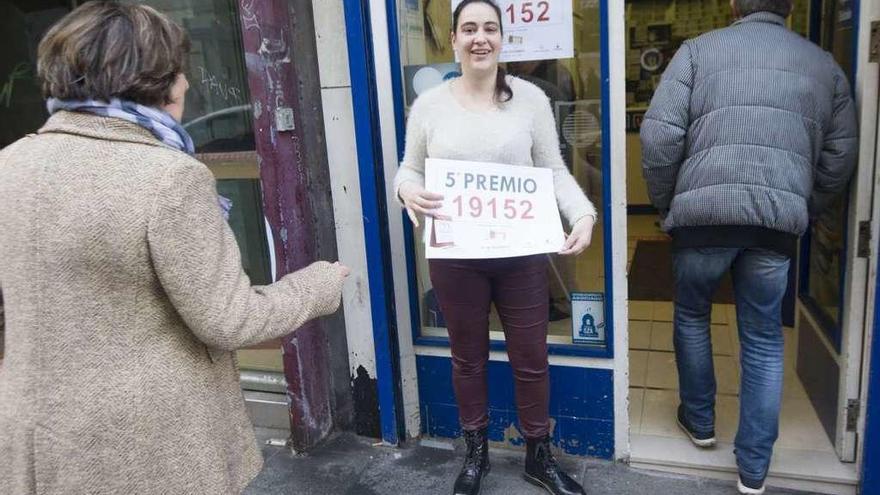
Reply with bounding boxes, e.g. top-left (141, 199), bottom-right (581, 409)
top-left (0, 3), bottom-right (348, 494)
